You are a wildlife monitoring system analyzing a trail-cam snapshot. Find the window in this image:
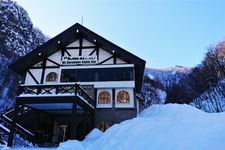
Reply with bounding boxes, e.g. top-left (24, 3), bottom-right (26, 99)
top-left (117, 90), bottom-right (130, 104)
top-left (98, 91), bottom-right (111, 104)
top-left (97, 121), bottom-right (109, 132)
top-left (96, 89), bottom-right (112, 108)
top-left (46, 72), bottom-right (58, 82)
top-left (60, 67), bottom-right (134, 82)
